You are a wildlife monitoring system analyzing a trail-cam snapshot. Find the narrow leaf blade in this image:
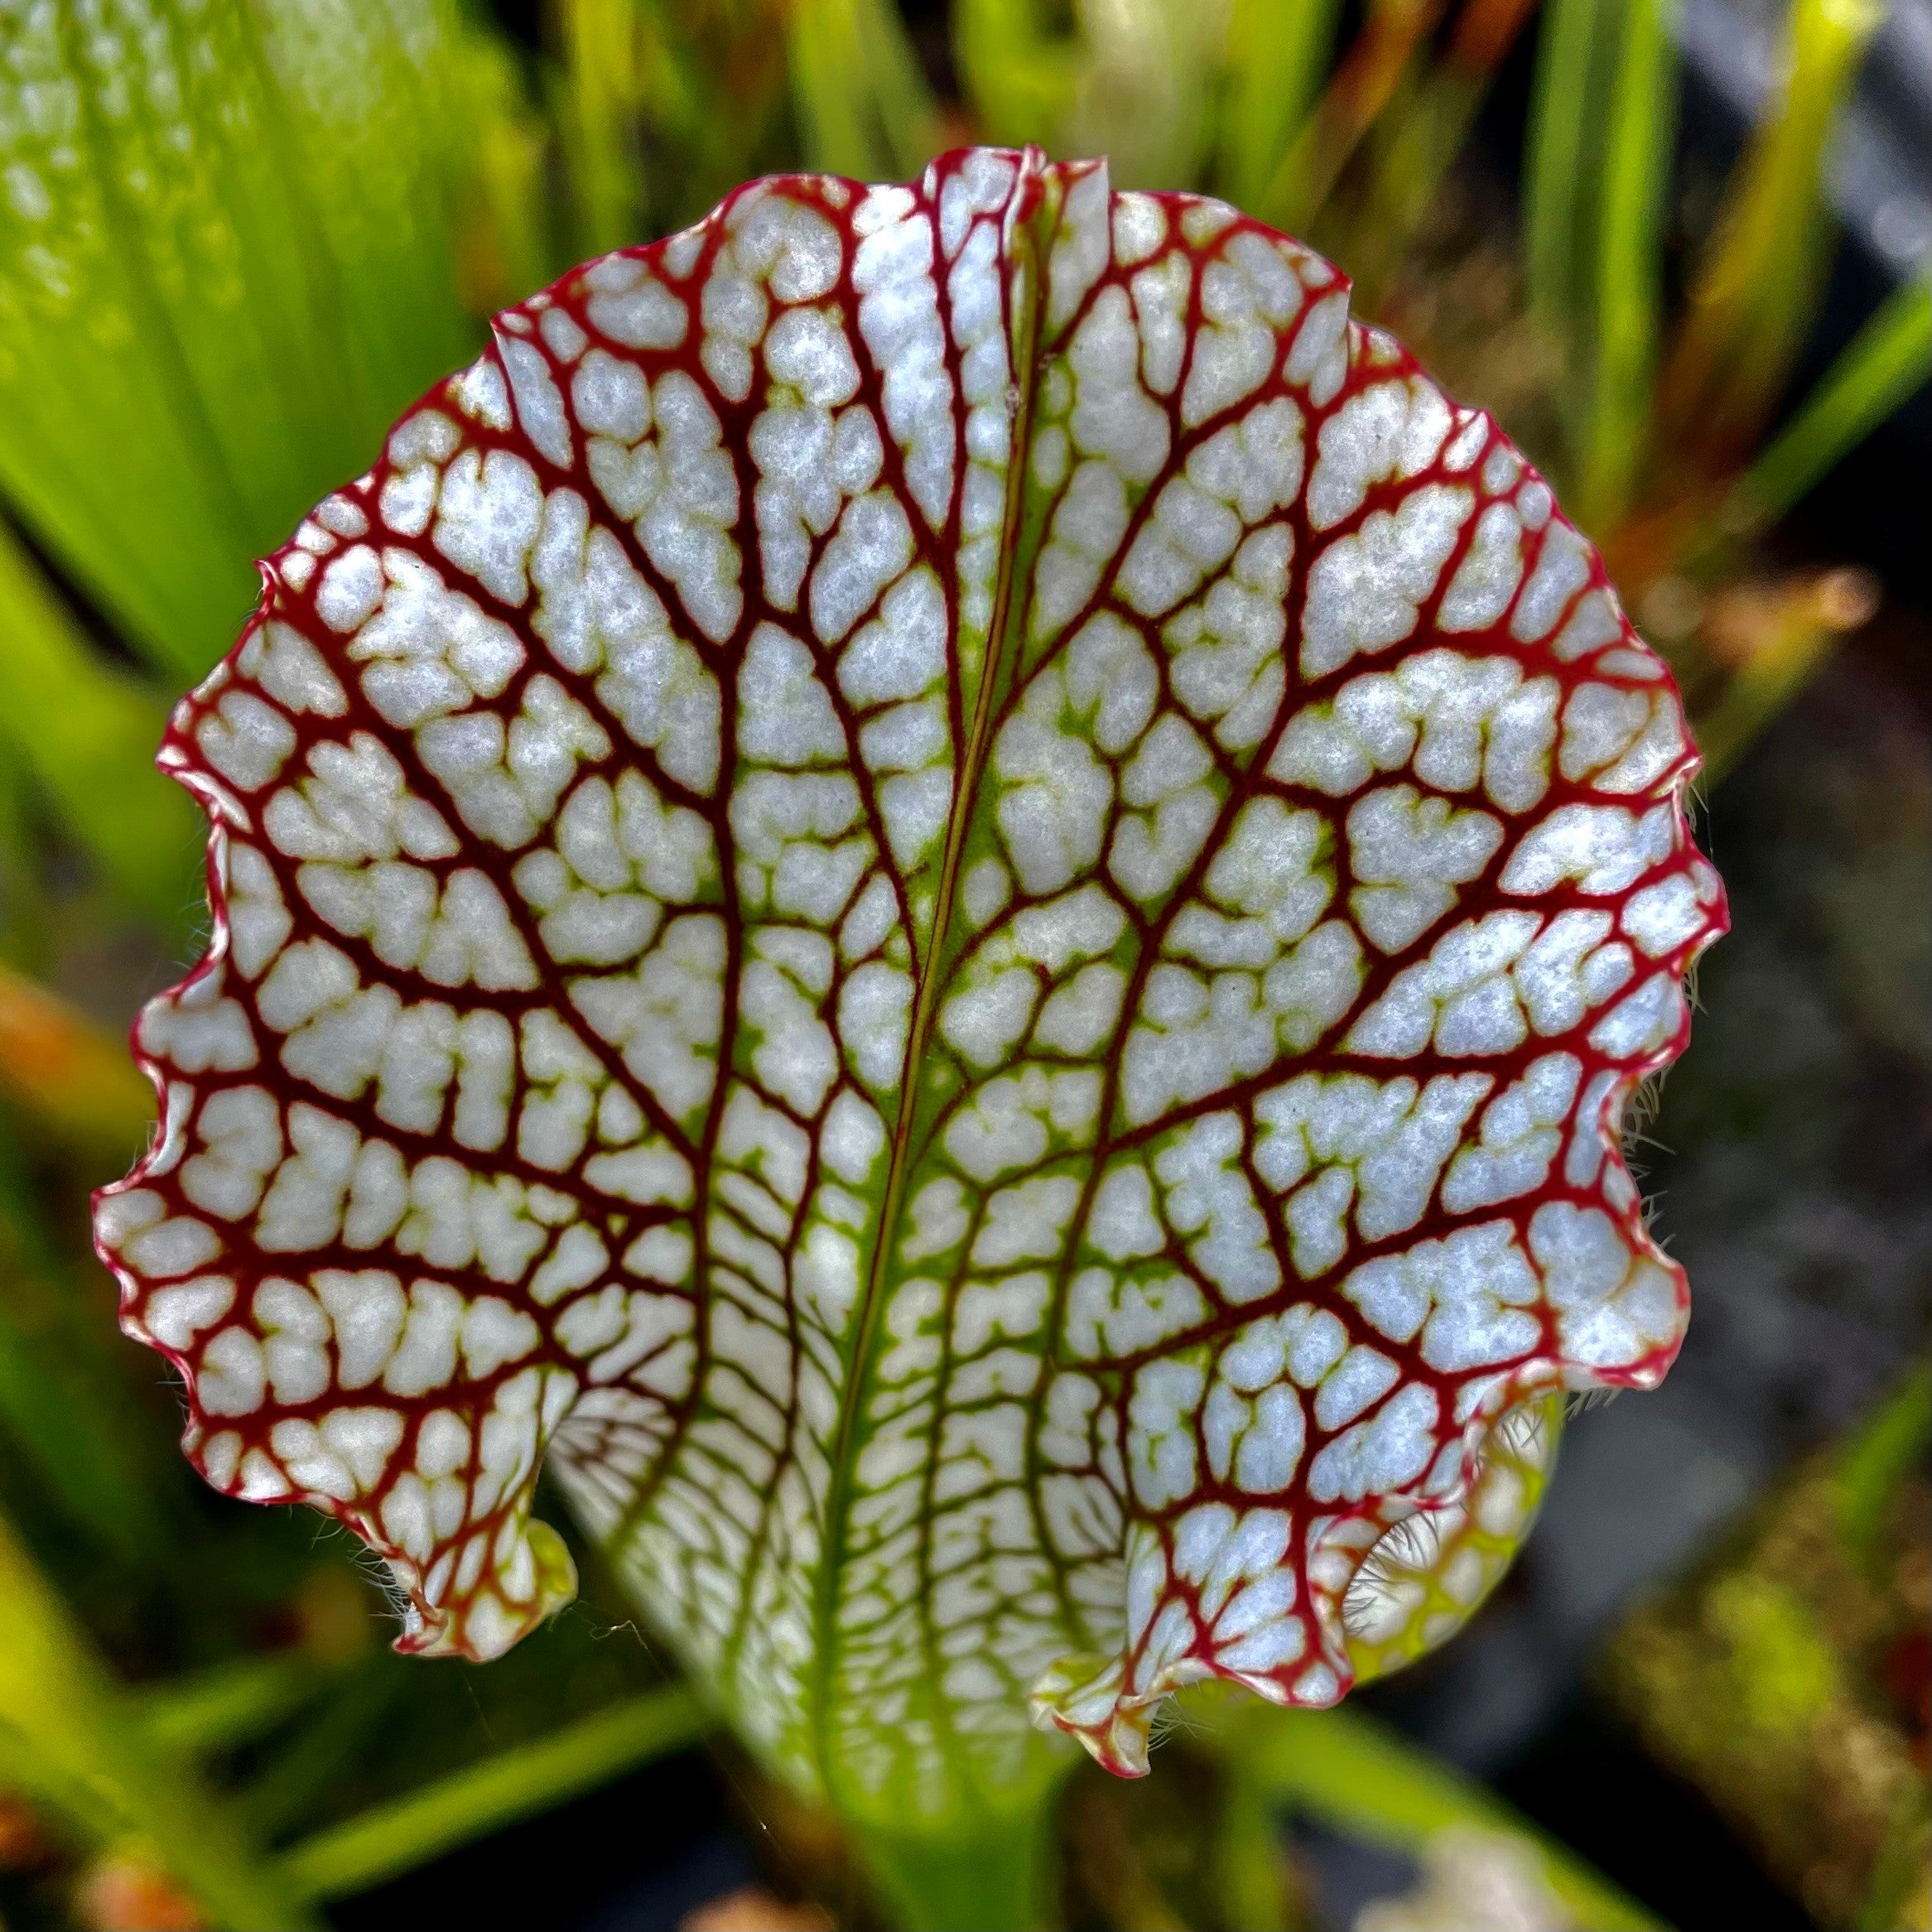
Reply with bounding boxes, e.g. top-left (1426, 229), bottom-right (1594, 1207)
top-left (277, 1685), bottom-right (707, 1903)
top-left (1582, 0), bottom-right (1679, 528)
top-left (1726, 273), bottom-right (1932, 535)
top-left (1525, 0), bottom-right (1609, 336)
